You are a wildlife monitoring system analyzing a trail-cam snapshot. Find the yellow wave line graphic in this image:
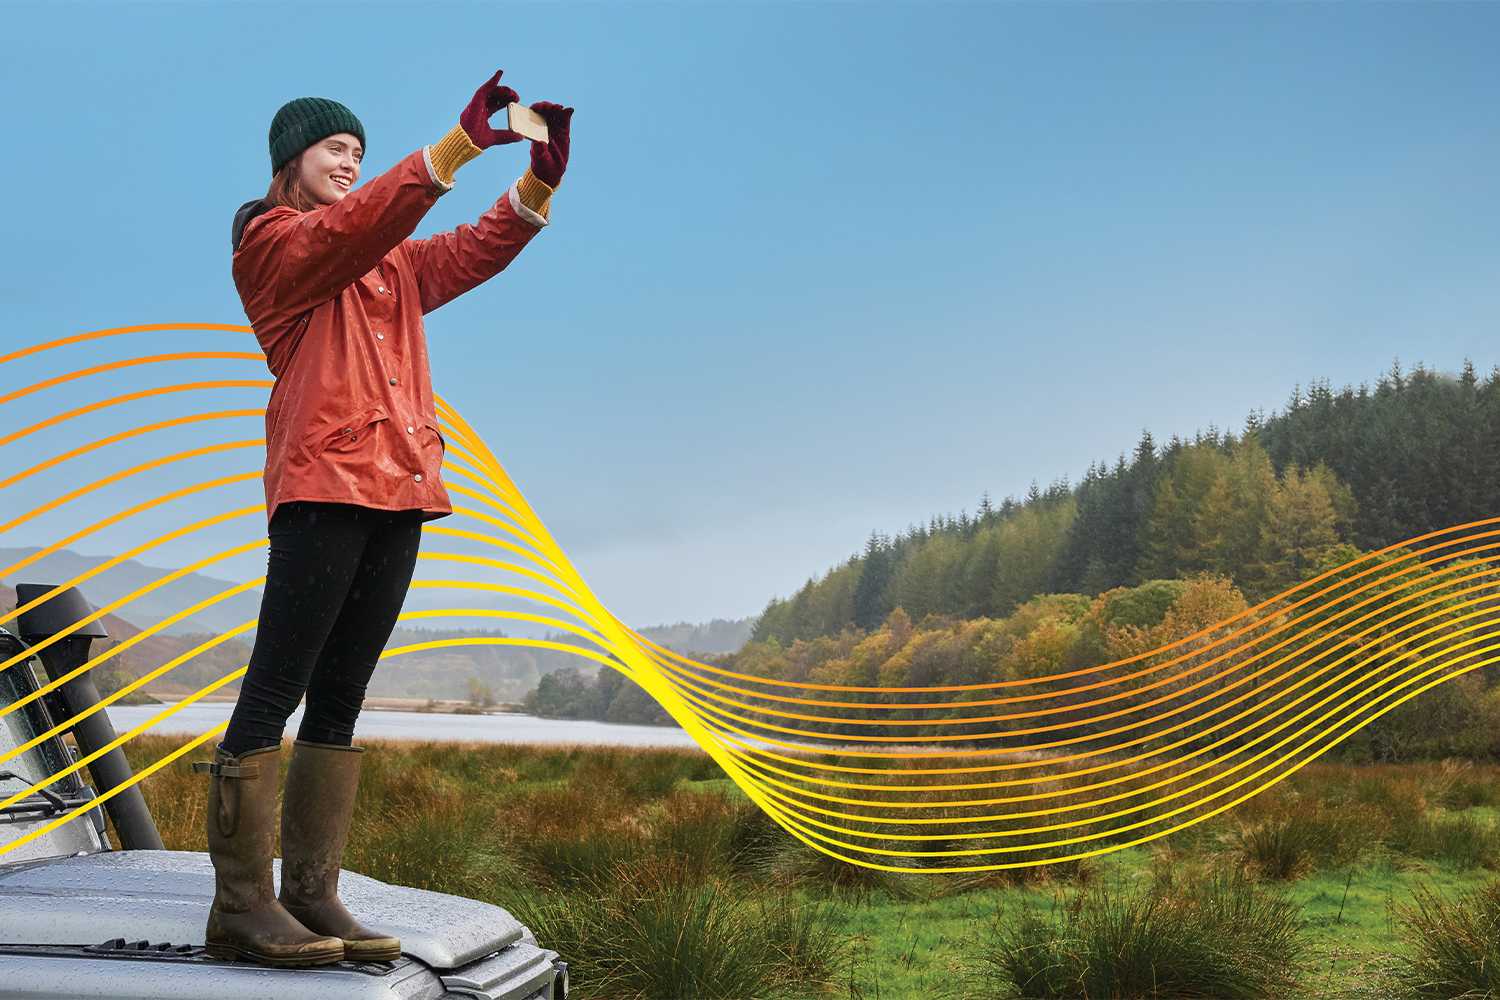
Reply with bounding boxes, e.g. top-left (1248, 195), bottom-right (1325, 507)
top-left (1, 323), bottom-right (1497, 873)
